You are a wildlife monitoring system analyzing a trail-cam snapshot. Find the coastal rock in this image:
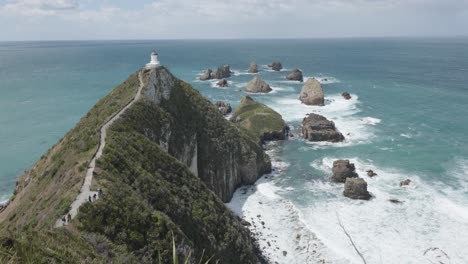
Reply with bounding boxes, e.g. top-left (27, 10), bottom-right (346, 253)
top-left (400, 179), bottom-right (411, 187)
top-left (213, 65), bottom-right (232, 79)
top-left (302, 114), bottom-right (345, 142)
top-left (199, 69), bottom-right (213, 81)
top-left (268, 61), bottom-right (283, 71)
top-left (217, 79), bottom-right (229, 87)
top-left (286, 68), bottom-right (304, 82)
top-left (343, 177), bottom-right (371, 200)
top-left (231, 96), bottom-right (289, 143)
top-left (367, 170), bottom-right (378, 177)
top-left (215, 101), bottom-right (232, 115)
top-left (342, 92), bottom-right (351, 100)
top-left (332, 160), bottom-right (358, 183)
top-left (245, 76), bottom-right (272, 93)
top-left (389, 199), bottom-right (404, 204)
top-left (299, 79), bottom-right (324, 106)
top-left (248, 62), bottom-right (259, 73)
